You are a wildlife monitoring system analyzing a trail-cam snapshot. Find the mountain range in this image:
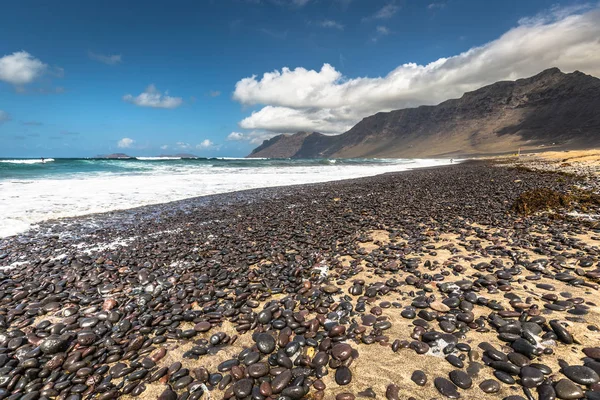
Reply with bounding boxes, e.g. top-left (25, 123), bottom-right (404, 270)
top-left (247, 68), bottom-right (600, 158)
